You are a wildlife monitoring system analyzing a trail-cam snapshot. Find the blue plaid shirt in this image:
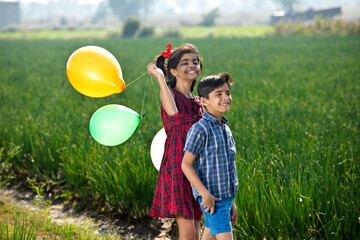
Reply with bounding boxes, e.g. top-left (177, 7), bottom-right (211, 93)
top-left (184, 112), bottom-right (238, 199)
